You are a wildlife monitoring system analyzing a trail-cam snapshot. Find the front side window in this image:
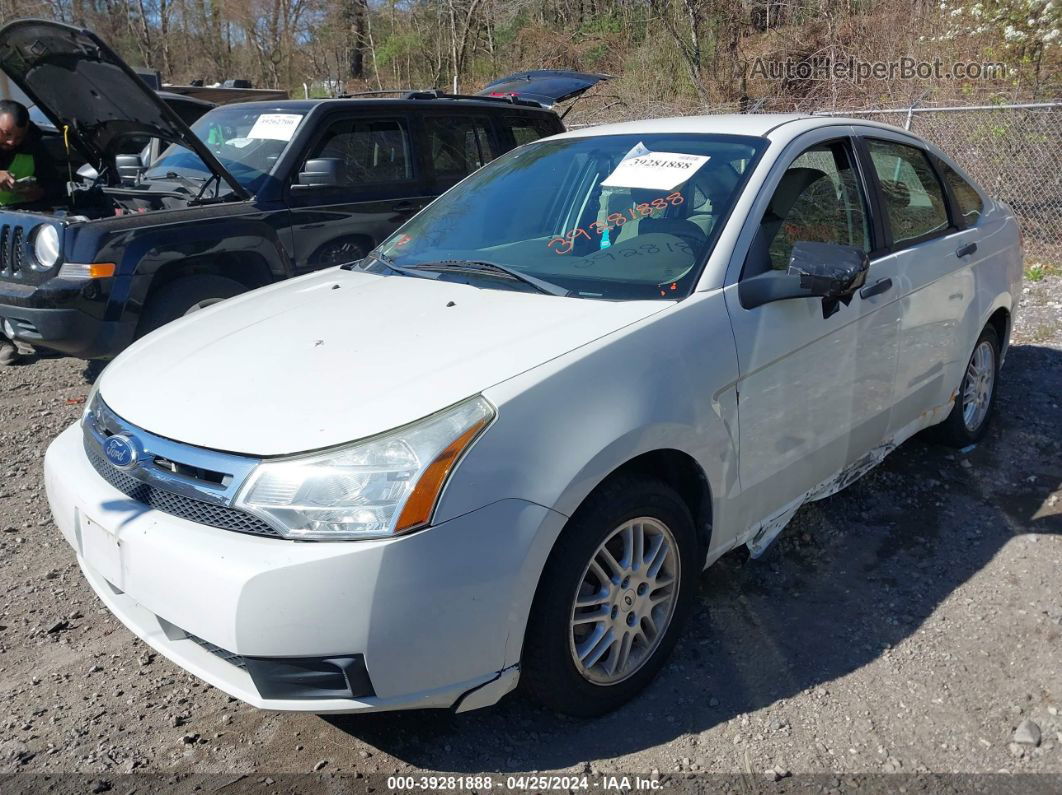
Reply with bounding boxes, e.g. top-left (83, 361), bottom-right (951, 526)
top-left (940, 161), bottom-right (983, 226)
top-left (424, 116), bottom-right (493, 180)
top-left (146, 106), bottom-right (307, 194)
top-left (866, 139), bottom-right (949, 246)
top-left (361, 133), bottom-right (766, 301)
top-left (302, 118), bottom-right (412, 186)
top-left (746, 140), bottom-right (870, 276)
